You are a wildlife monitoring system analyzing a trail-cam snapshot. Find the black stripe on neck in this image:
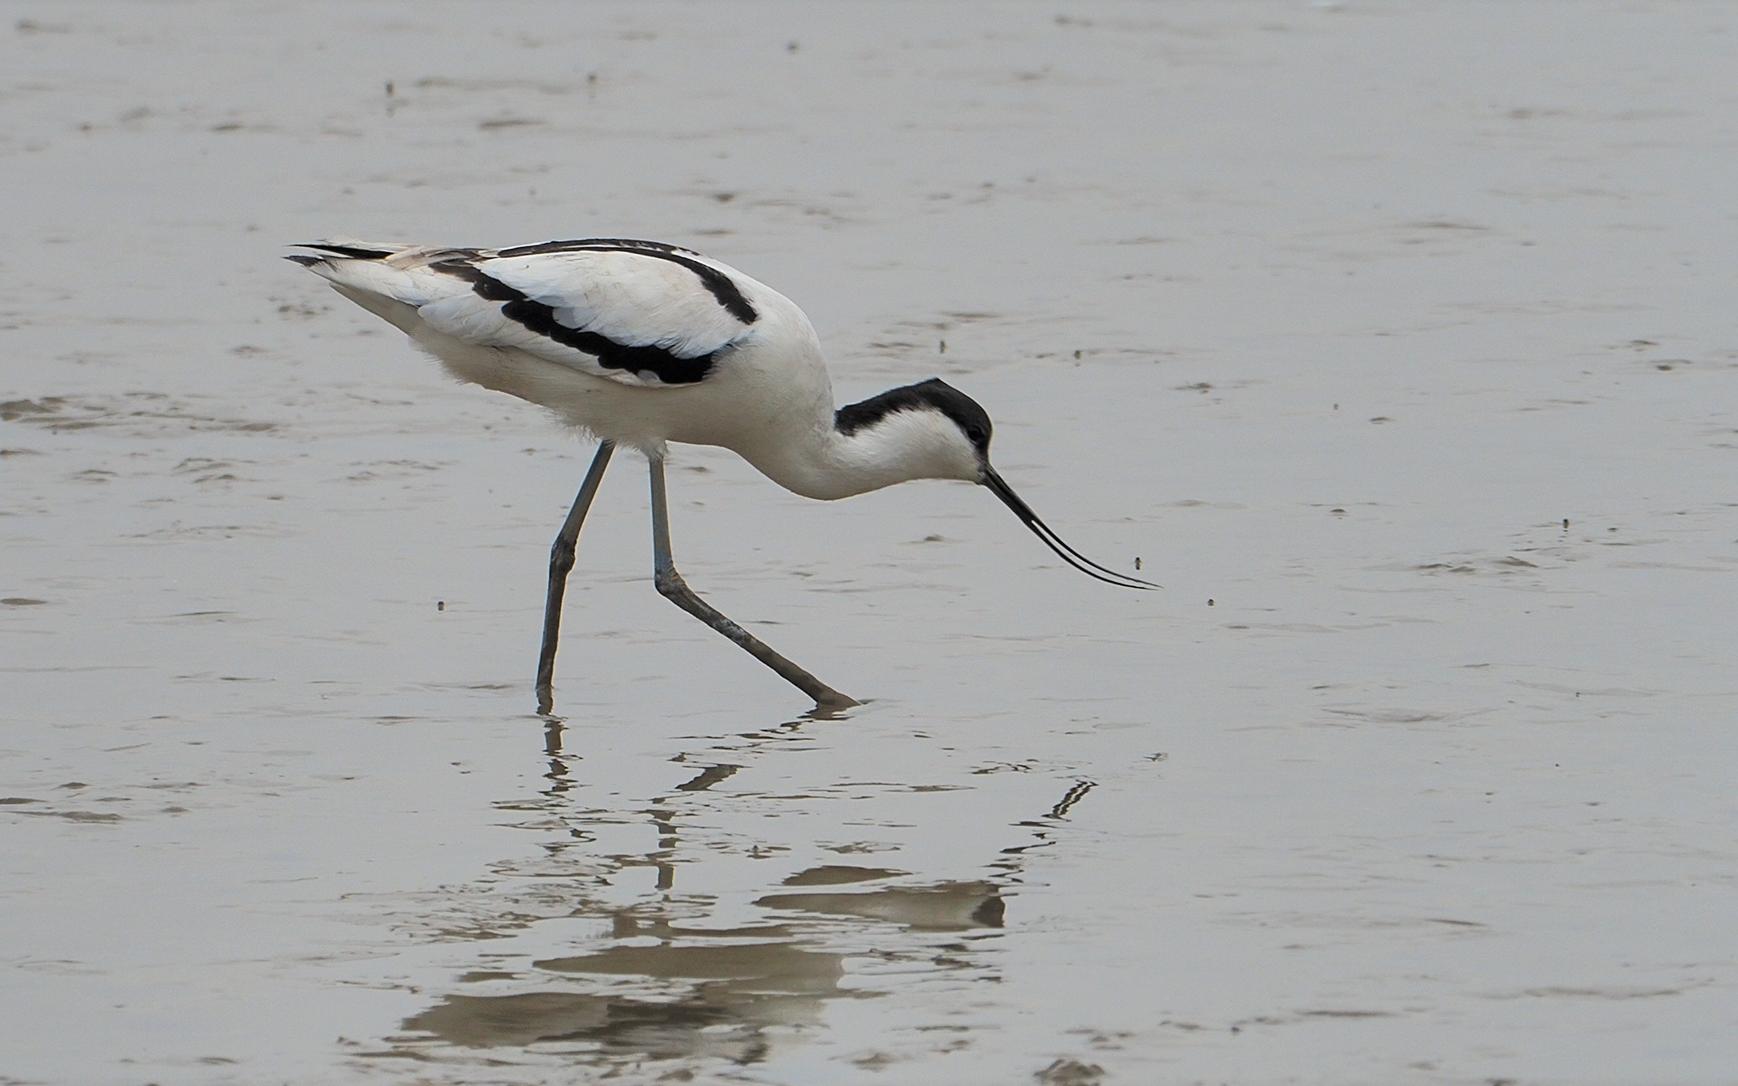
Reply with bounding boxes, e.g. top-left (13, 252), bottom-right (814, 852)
top-left (491, 239), bottom-right (758, 325)
top-left (435, 260), bottom-right (716, 385)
